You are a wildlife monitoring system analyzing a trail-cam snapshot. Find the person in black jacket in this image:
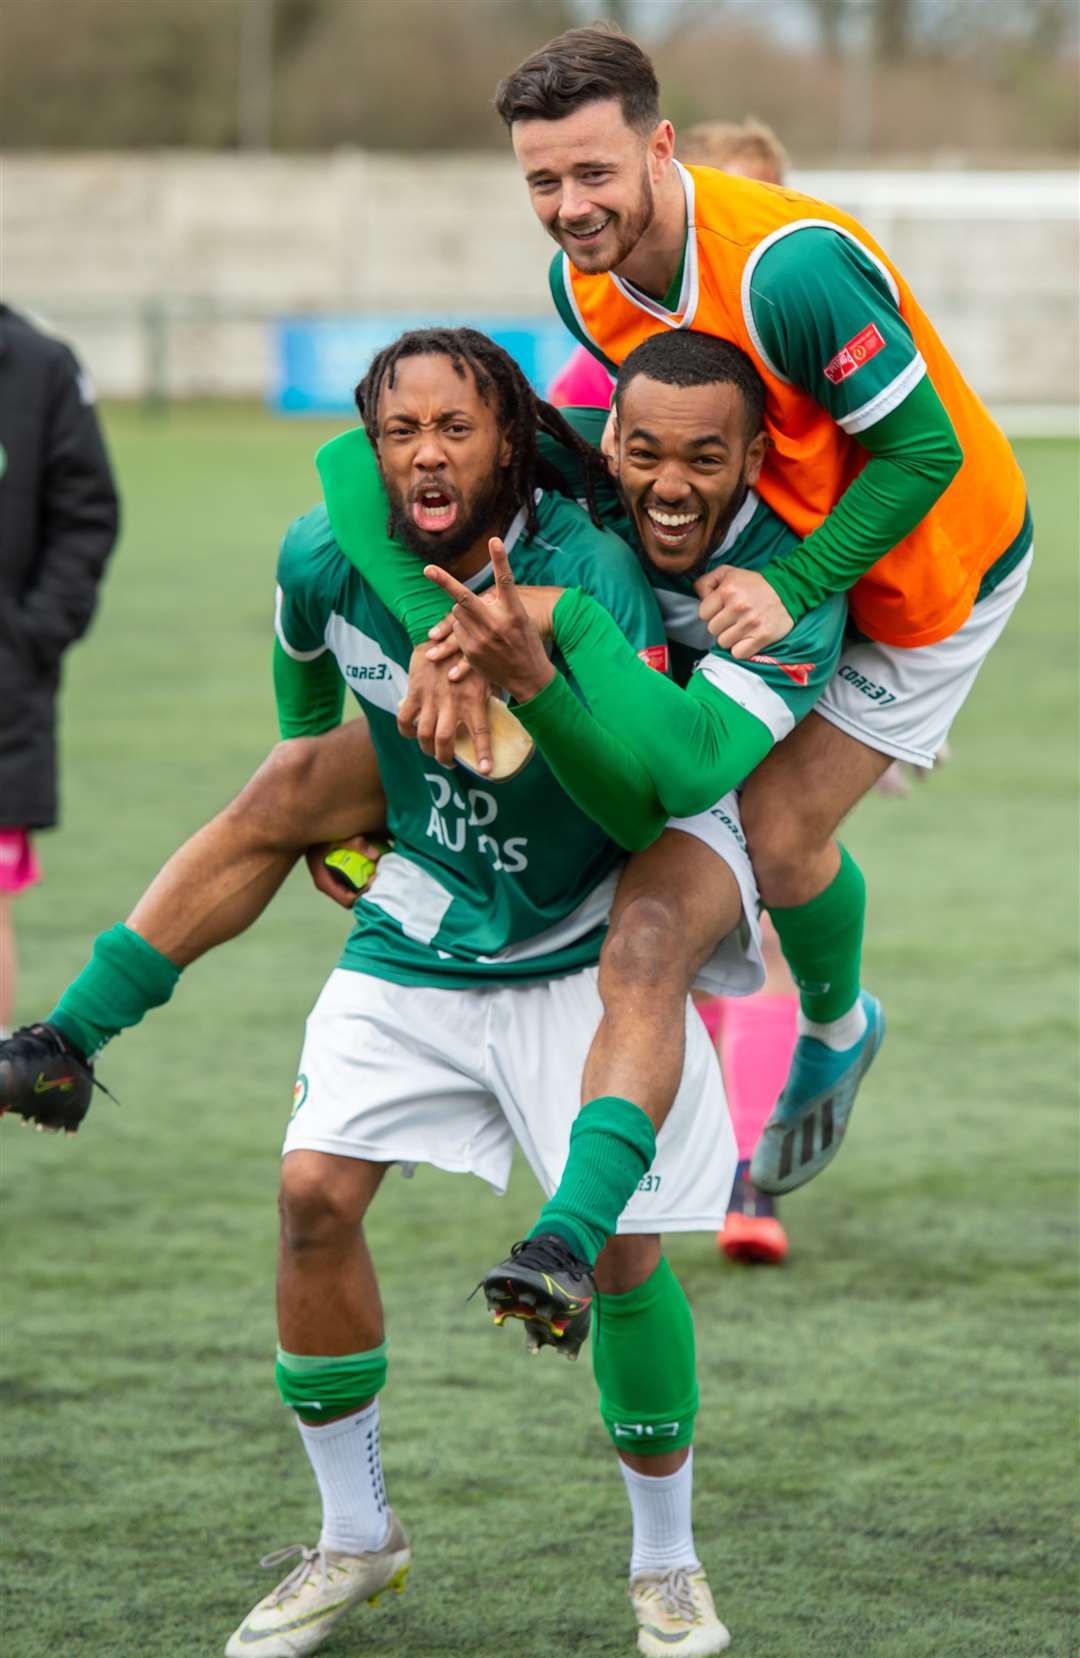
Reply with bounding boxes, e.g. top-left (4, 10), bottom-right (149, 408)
top-left (0, 305), bottom-right (119, 1035)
